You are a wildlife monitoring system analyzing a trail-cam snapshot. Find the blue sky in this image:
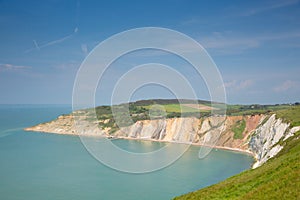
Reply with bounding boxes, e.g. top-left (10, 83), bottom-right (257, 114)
top-left (0, 0), bottom-right (300, 105)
